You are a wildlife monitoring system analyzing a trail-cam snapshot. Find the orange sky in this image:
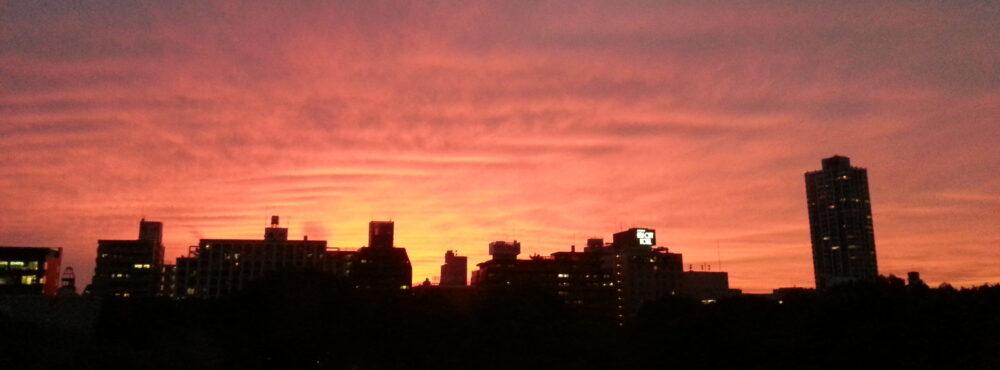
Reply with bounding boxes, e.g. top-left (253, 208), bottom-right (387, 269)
top-left (1, 1), bottom-right (998, 293)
